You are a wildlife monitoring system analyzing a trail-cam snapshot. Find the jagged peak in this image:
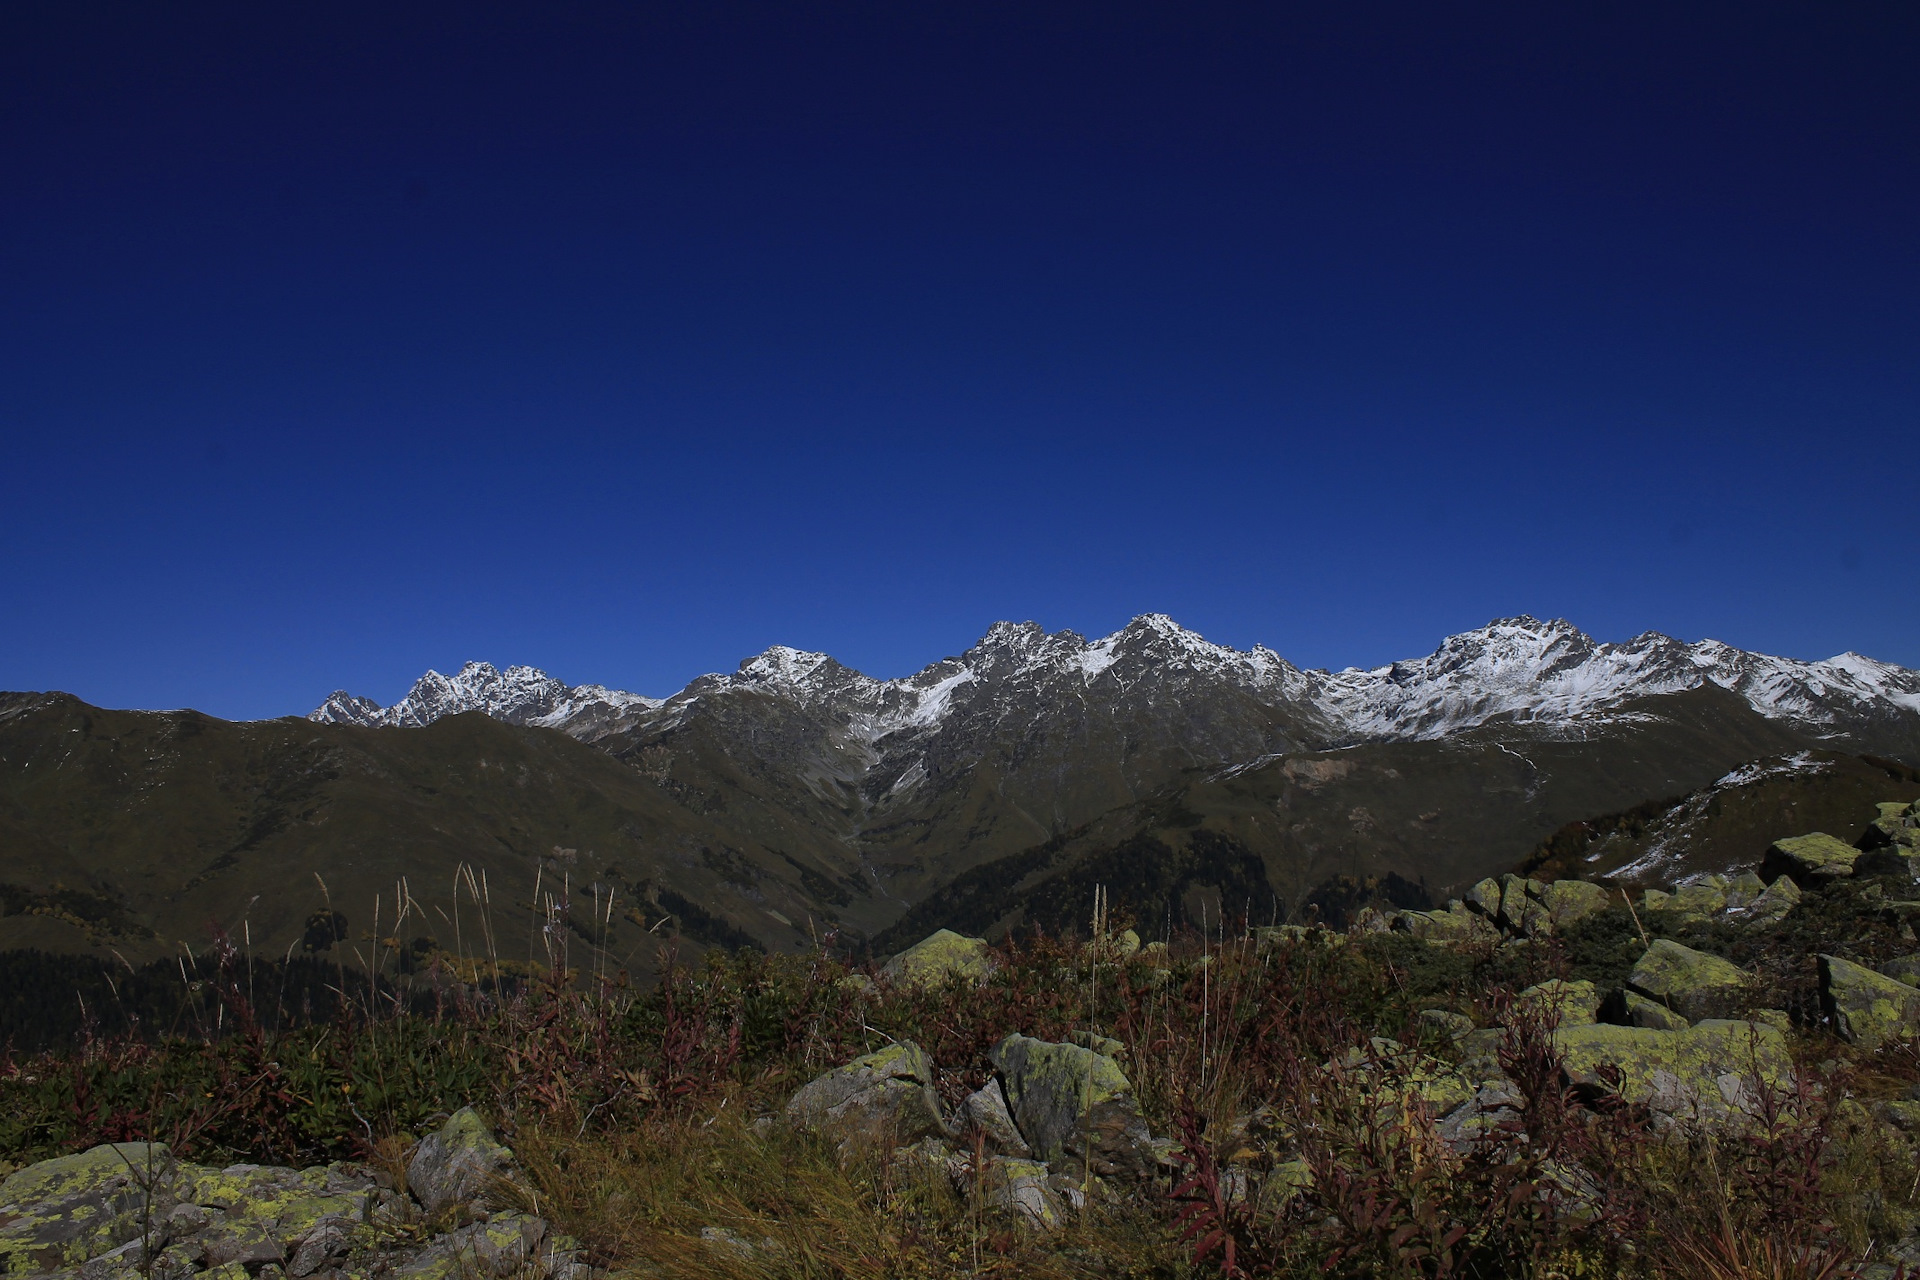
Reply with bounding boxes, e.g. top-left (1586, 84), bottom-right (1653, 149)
top-left (735, 645), bottom-right (841, 685)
